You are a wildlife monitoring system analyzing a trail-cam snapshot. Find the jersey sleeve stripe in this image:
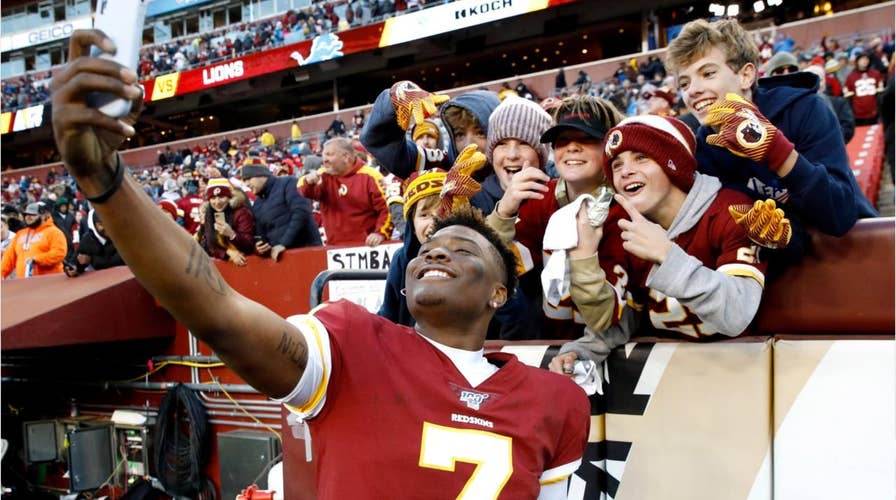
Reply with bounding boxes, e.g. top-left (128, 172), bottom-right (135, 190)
top-left (275, 313), bottom-right (332, 418)
top-left (717, 263), bottom-right (766, 288)
top-left (294, 316), bottom-right (330, 413)
top-left (511, 241), bottom-right (534, 275)
top-left (539, 459), bottom-right (582, 485)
